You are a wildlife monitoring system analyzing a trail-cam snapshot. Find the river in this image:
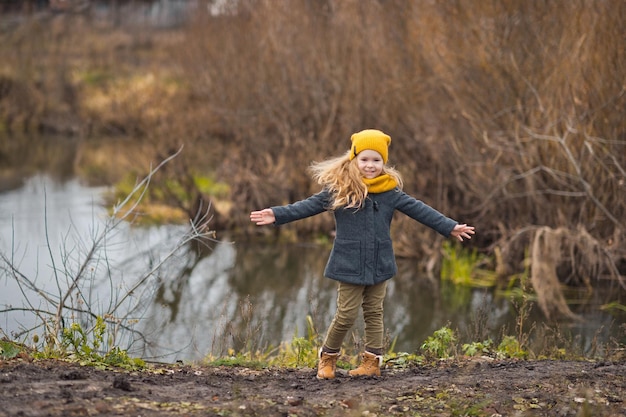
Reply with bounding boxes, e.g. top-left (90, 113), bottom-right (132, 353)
top-left (0, 174), bottom-right (622, 362)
